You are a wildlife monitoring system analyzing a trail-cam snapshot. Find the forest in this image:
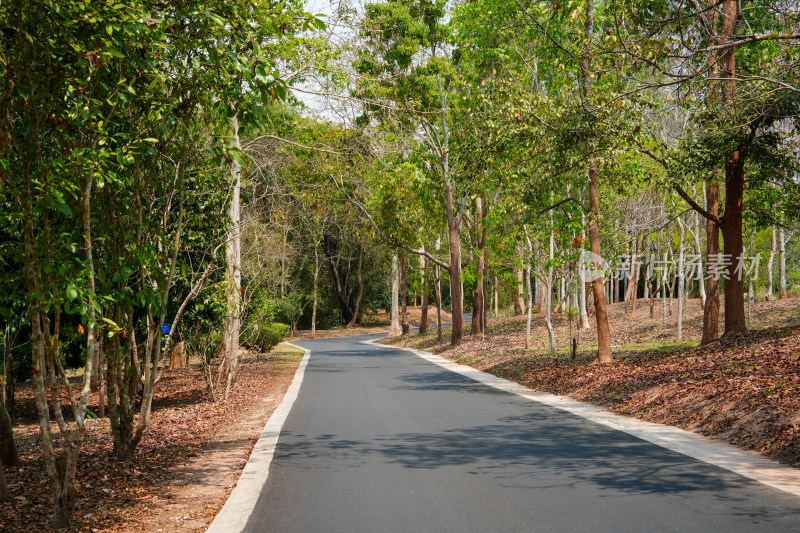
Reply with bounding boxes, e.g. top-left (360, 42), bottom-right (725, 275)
top-left (1, 0), bottom-right (799, 529)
